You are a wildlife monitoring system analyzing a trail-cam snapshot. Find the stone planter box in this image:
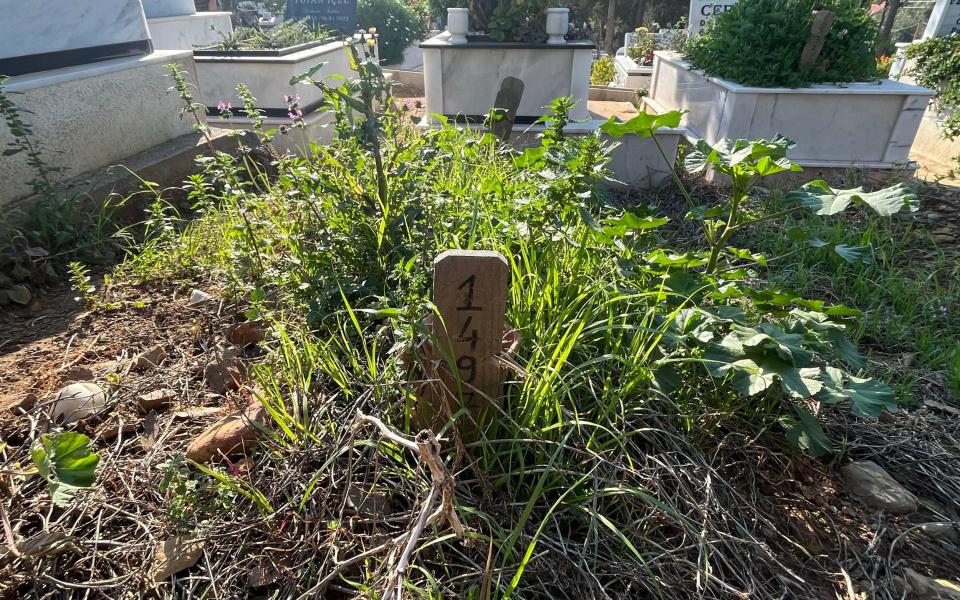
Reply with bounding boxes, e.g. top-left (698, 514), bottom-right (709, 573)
top-left (420, 34), bottom-right (594, 122)
top-left (613, 54), bottom-right (652, 90)
top-left (647, 51), bottom-right (936, 168)
top-left (194, 36), bottom-right (375, 117)
top-left (147, 12), bottom-right (233, 51)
